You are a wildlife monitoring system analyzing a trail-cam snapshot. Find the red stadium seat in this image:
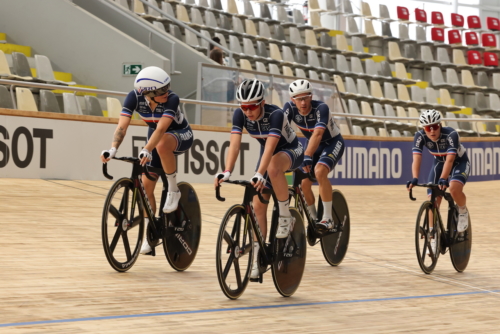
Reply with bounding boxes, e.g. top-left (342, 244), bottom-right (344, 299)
top-left (415, 8), bottom-right (427, 23)
top-left (397, 6), bottom-right (409, 21)
top-left (482, 33), bottom-right (497, 48)
top-left (431, 12), bottom-right (444, 26)
top-left (467, 50), bottom-right (482, 65)
top-left (487, 17), bottom-right (500, 31)
top-left (448, 29), bottom-right (462, 44)
top-left (484, 52), bottom-right (498, 67)
top-left (465, 32), bottom-right (479, 46)
top-left (467, 15), bottom-right (481, 29)
top-left (431, 27), bottom-right (445, 42)
top-left (451, 13), bottom-right (464, 28)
